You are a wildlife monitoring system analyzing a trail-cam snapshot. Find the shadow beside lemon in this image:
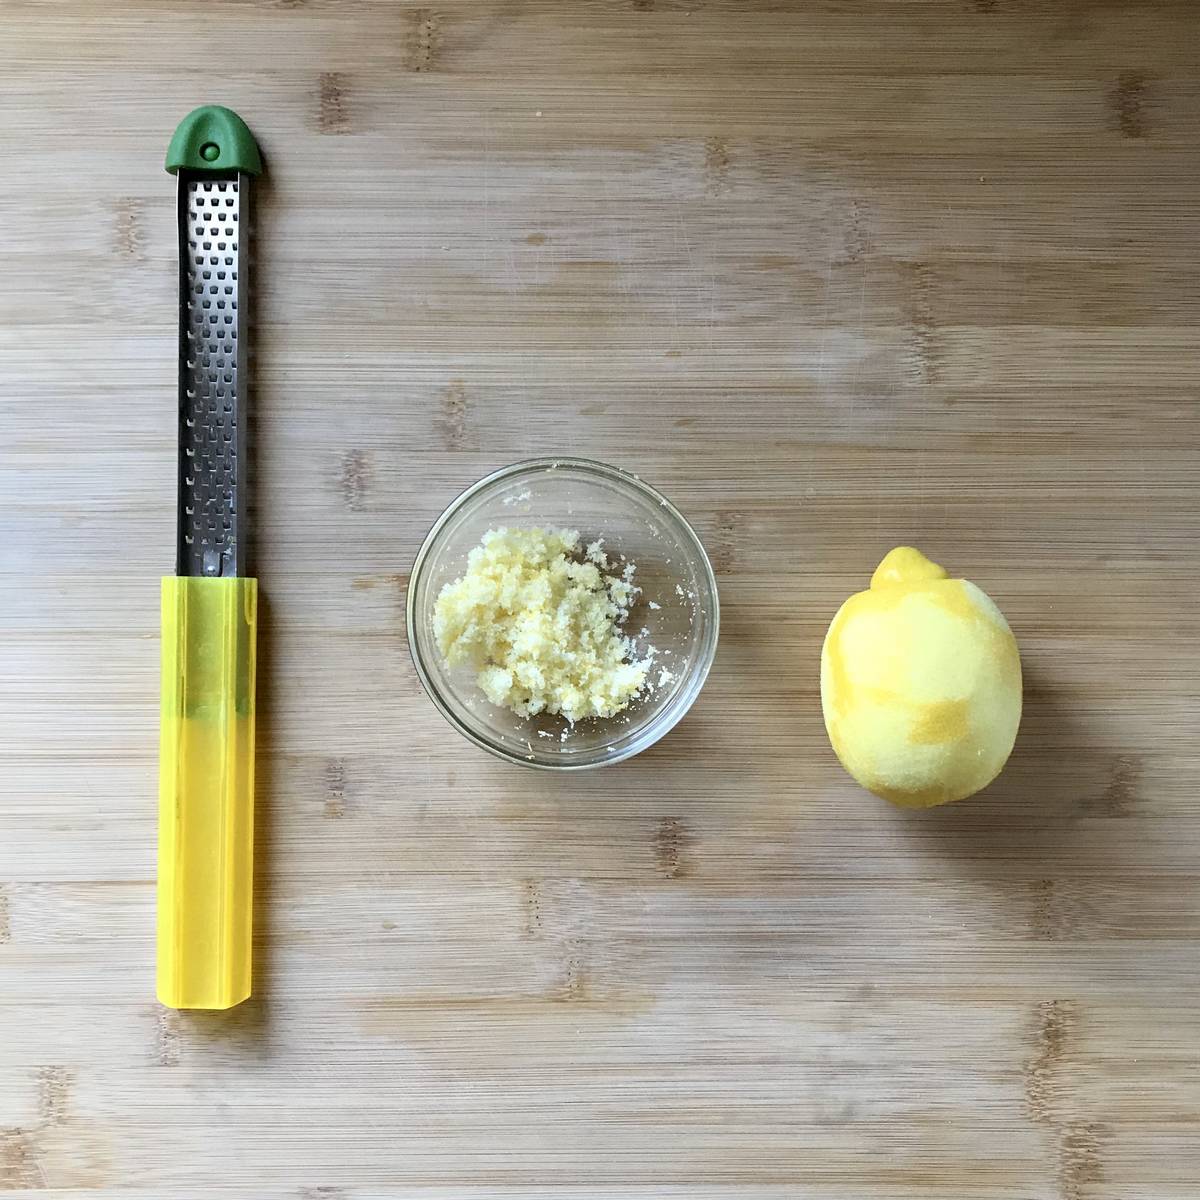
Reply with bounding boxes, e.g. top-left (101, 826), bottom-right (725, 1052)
top-left (821, 547), bottom-right (1022, 808)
